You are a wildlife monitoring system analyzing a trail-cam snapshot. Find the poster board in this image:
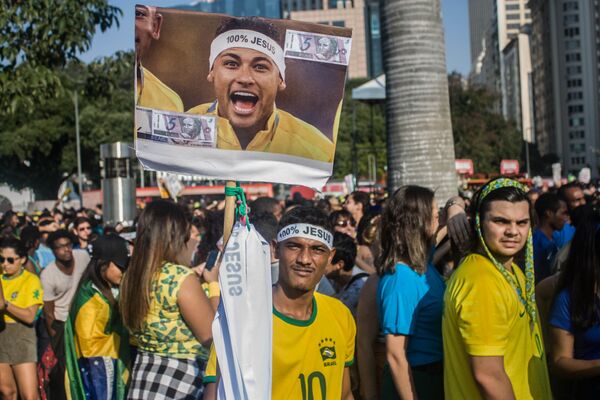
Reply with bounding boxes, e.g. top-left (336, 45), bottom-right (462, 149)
top-left (134, 5), bottom-right (353, 189)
